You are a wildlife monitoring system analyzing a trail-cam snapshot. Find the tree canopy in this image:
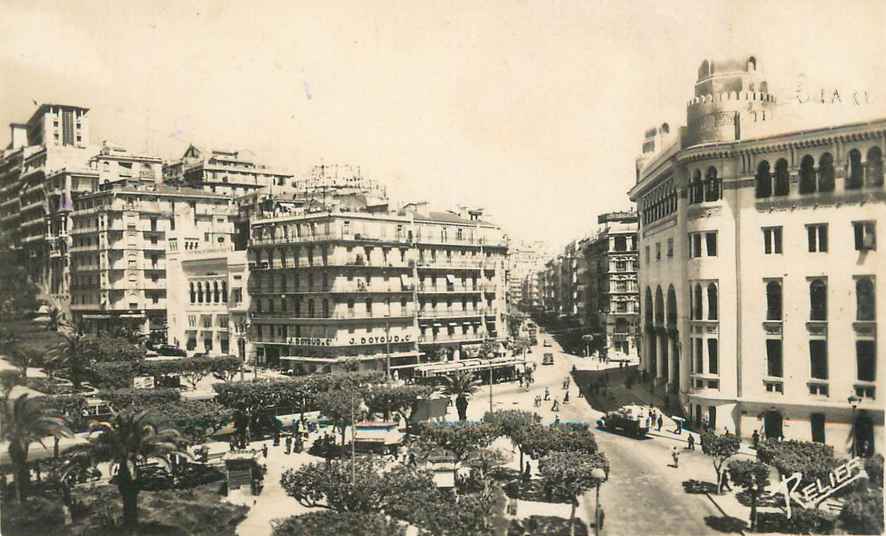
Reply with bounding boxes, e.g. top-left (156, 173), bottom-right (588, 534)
top-left (755, 438), bottom-right (838, 488)
top-left (520, 423), bottom-right (599, 460)
top-left (272, 511), bottom-right (406, 536)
